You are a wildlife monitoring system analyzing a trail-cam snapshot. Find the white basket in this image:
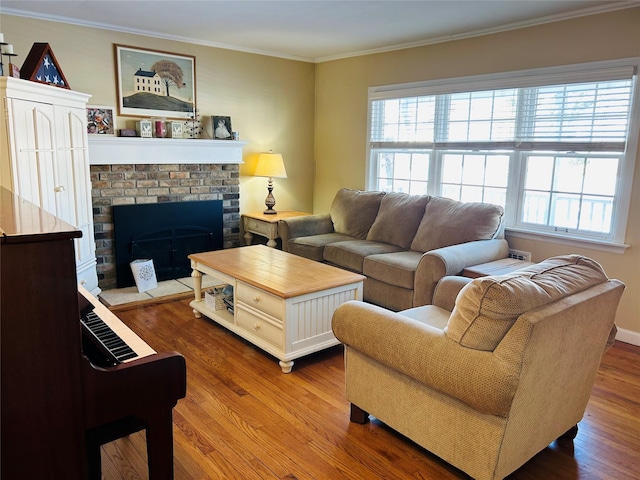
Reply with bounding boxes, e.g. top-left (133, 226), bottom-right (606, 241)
top-left (205, 287), bottom-right (227, 310)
